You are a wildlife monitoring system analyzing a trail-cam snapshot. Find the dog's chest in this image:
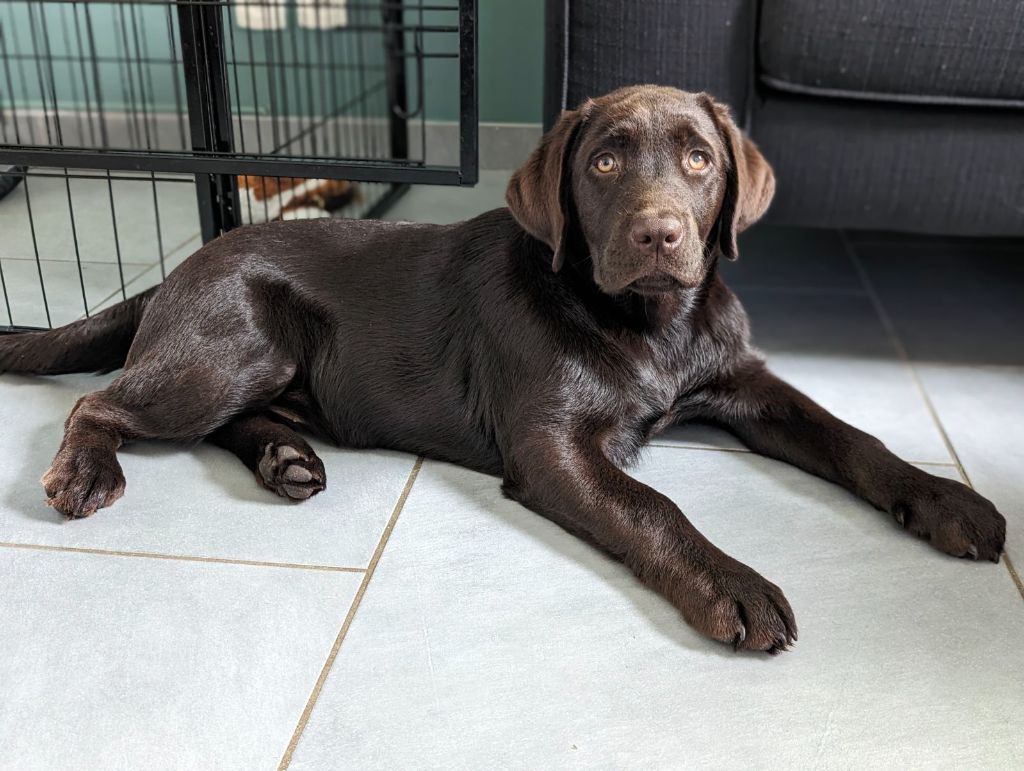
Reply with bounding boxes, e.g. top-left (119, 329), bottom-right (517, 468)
top-left (599, 331), bottom-right (725, 462)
